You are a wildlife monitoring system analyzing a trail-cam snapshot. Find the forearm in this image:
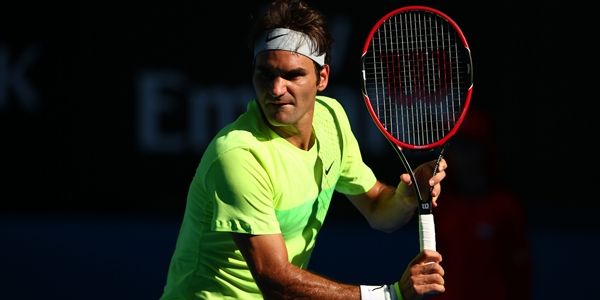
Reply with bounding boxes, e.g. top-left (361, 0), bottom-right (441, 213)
top-left (349, 181), bottom-right (417, 232)
top-left (372, 182), bottom-right (417, 231)
top-left (232, 233), bottom-right (361, 299)
top-left (257, 263), bottom-right (359, 299)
